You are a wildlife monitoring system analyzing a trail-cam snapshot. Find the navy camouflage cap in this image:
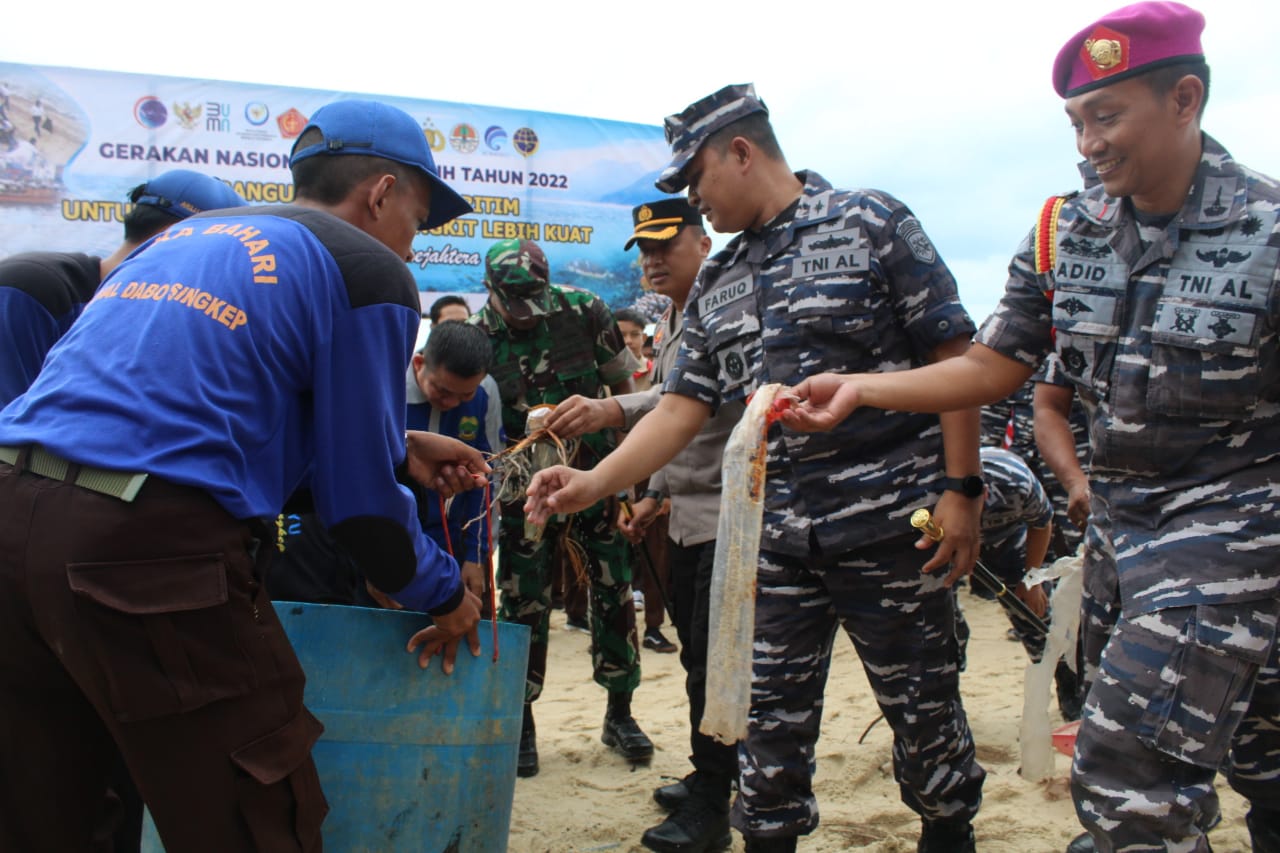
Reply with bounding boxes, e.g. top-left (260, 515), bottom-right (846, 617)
top-left (655, 83), bottom-right (768, 194)
top-left (484, 238), bottom-right (551, 322)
